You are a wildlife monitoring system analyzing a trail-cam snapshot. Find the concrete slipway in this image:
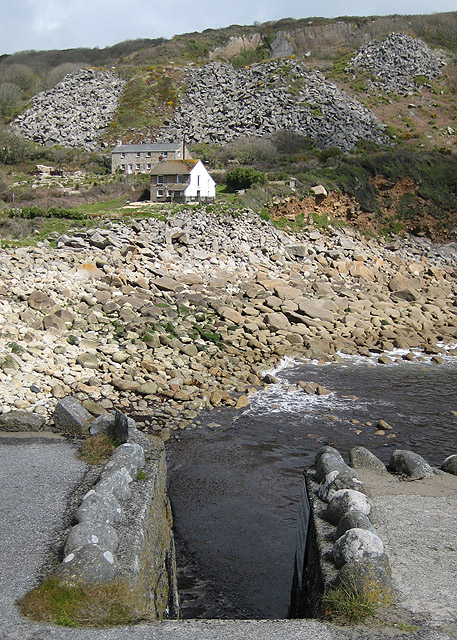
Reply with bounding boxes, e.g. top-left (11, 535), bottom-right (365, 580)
top-left (0, 433), bottom-right (455, 640)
